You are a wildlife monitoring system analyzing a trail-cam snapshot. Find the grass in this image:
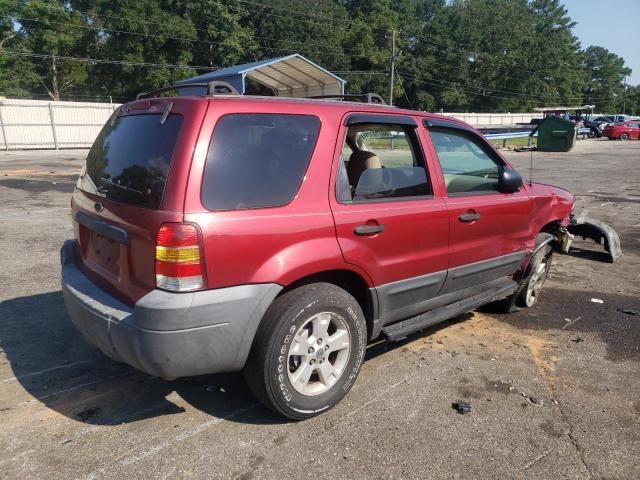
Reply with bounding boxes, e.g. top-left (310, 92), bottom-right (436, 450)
top-left (489, 137), bottom-right (536, 148)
